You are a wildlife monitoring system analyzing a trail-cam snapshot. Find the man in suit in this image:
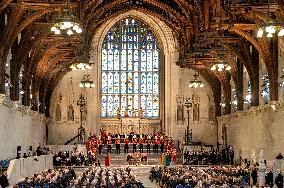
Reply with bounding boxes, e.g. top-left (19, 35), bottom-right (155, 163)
top-left (132, 137), bottom-right (137, 153)
top-left (265, 170), bottom-right (274, 187)
top-left (275, 171), bottom-right (283, 188)
top-left (115, 136), bottom-right (121, 154)
top-left (98, 138), bottom-right (103, 154)
top-left (124, 137), bottom-right (129, 154)
top-left (251, 166), bottom-right (258, 186)
top-left (0, 171), bottom-right (9, 188)
top-left (107, 136), bottom-right (112, 153)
